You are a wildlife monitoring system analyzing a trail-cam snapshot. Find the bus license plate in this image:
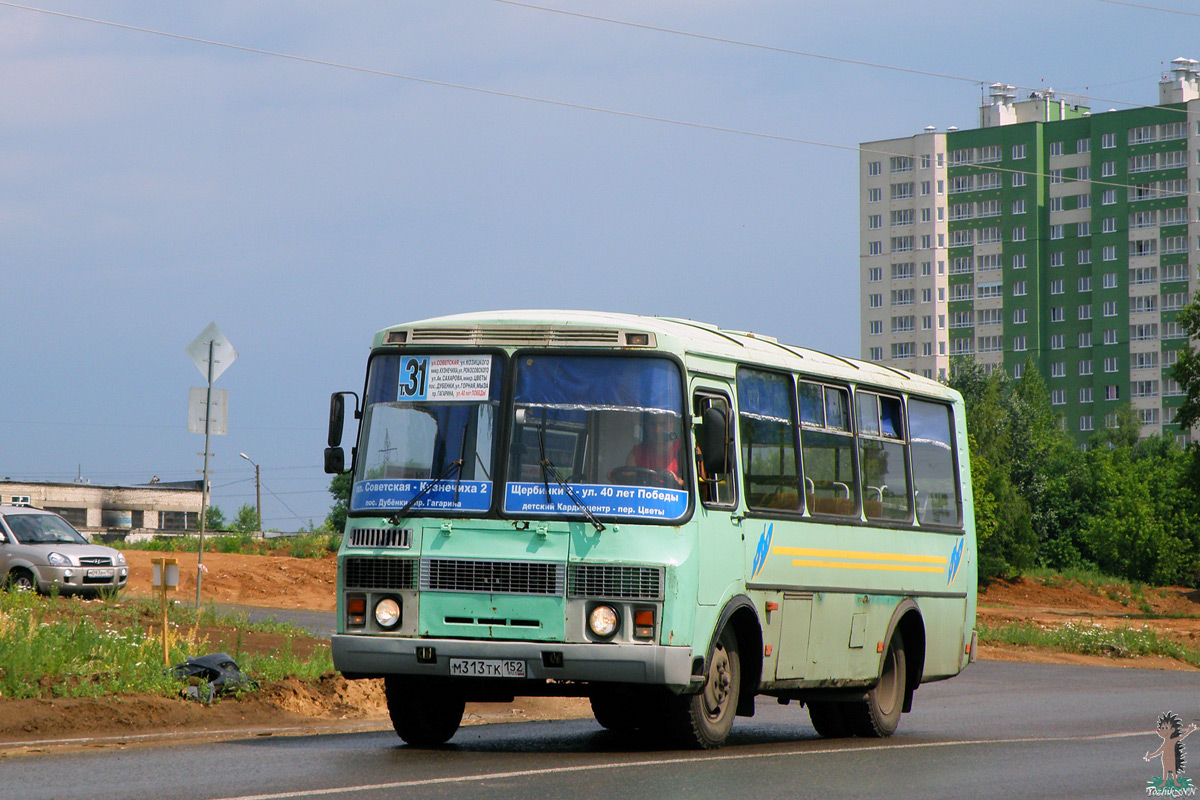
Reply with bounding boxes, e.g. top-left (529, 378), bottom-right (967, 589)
top-left (448, 658), bottom-right (526, 678)
top-left (86, 568), bottom-right (115, 578)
